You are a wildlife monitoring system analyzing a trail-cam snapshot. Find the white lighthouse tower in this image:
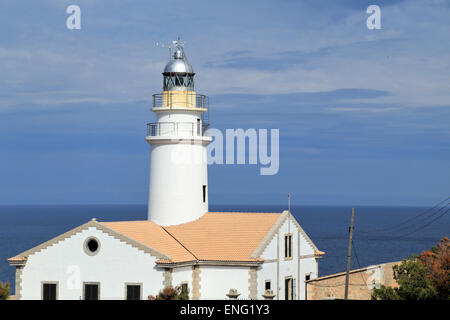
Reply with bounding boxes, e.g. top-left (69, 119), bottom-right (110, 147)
top-left (146, 39), bottom-right (212, 226)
